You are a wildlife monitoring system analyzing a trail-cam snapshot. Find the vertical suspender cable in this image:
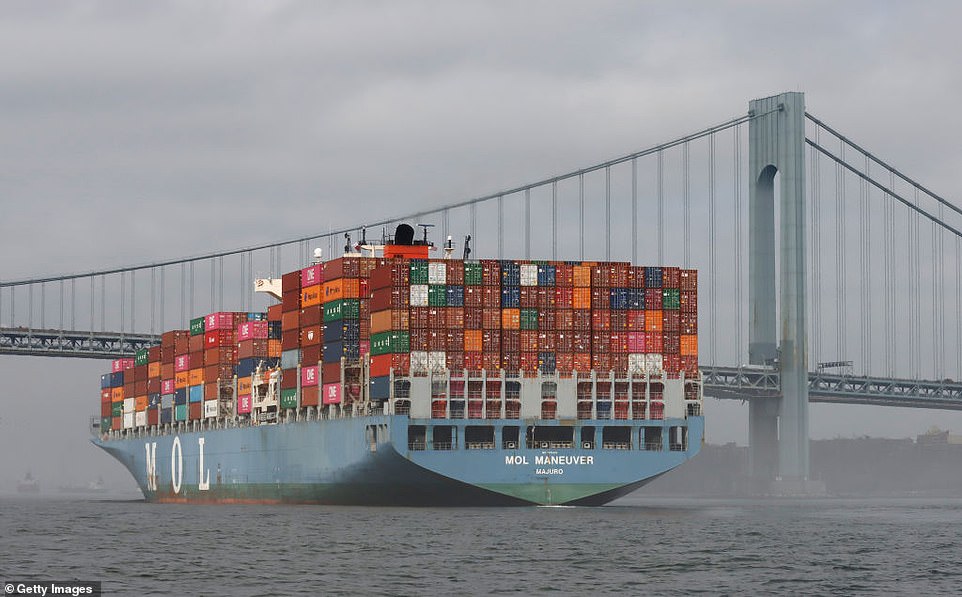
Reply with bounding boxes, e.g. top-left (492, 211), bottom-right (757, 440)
top-left (160, 267), bottom-right (165, 333)
top-left (579, 174), bottom-right (585, 260)
top-left (605, 166), bottom-right (611, 261)
top-left (120, 272), bottom-right (125, 334)
top-left (861, 155), bottom-right (871, 374)
top-left (219, 256), bottom-right (224, 312)
top-left (957, 236), bottom-right (961, 377)
top-left (810, 130), bottom-right (820, 365)
top-left (130, 270), bottom-right (135, 334)
top-left (58, 280), bottom-right (63, 332)
top-left (180, 263), bottom-right (186, 327)
top-left (89, 277), bottom-right (94, 331)
top-left (631, 158), bottom-right (638, 264)
top-left (189, 261), bottom-right (195, 325)
top-left (100, 275), bottom-right (105, 332)
top-left (150, 269), bottom-right (155, 335)
top-left (683, 142), bottom-right (690, 268)
top-left (470, 203), bottom-right (477, 258)
top-left (551, 181), bottom-right (558, 260)
top-left (709, 133), bottom-right (716, 366)
top-left (912, 187), bottom-right (921, 378)
top-left (498, 196), bottom-right (504, 260)
top-left (524, 190), bottom-right (531, 260)
top-left (39, 282), bottom-right (44, 329)
top-left (70, 279), bottom-right (75, 330)
top-left (657, 150), bottom-right (664, 265)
